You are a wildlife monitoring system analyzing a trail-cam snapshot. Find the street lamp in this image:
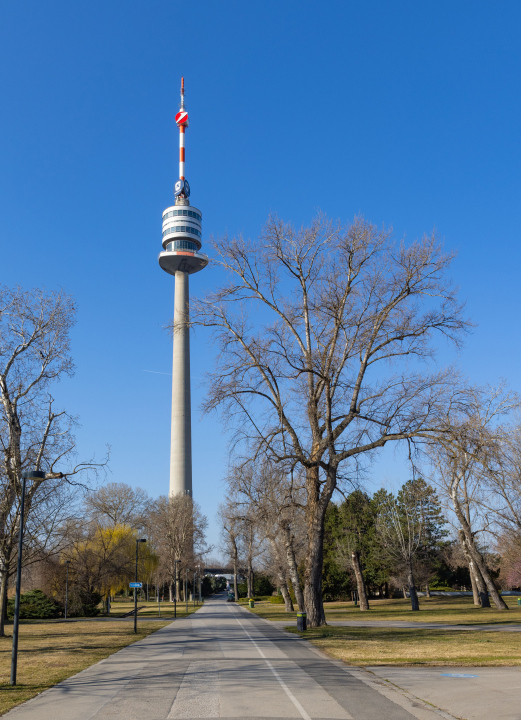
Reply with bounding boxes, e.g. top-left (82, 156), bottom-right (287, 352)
top-left (134, 538), bottom-right (146, 634)
top-left (193, 571), bottom-right (196, 608)
top-left (10, 469), bottom-right (46, 686)
top-left (174, 559), bottom-right (179, 619)
top-left (65, 560), bottom-right (71, 620)
top-left (185, 568), bottom-right (190, 614)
